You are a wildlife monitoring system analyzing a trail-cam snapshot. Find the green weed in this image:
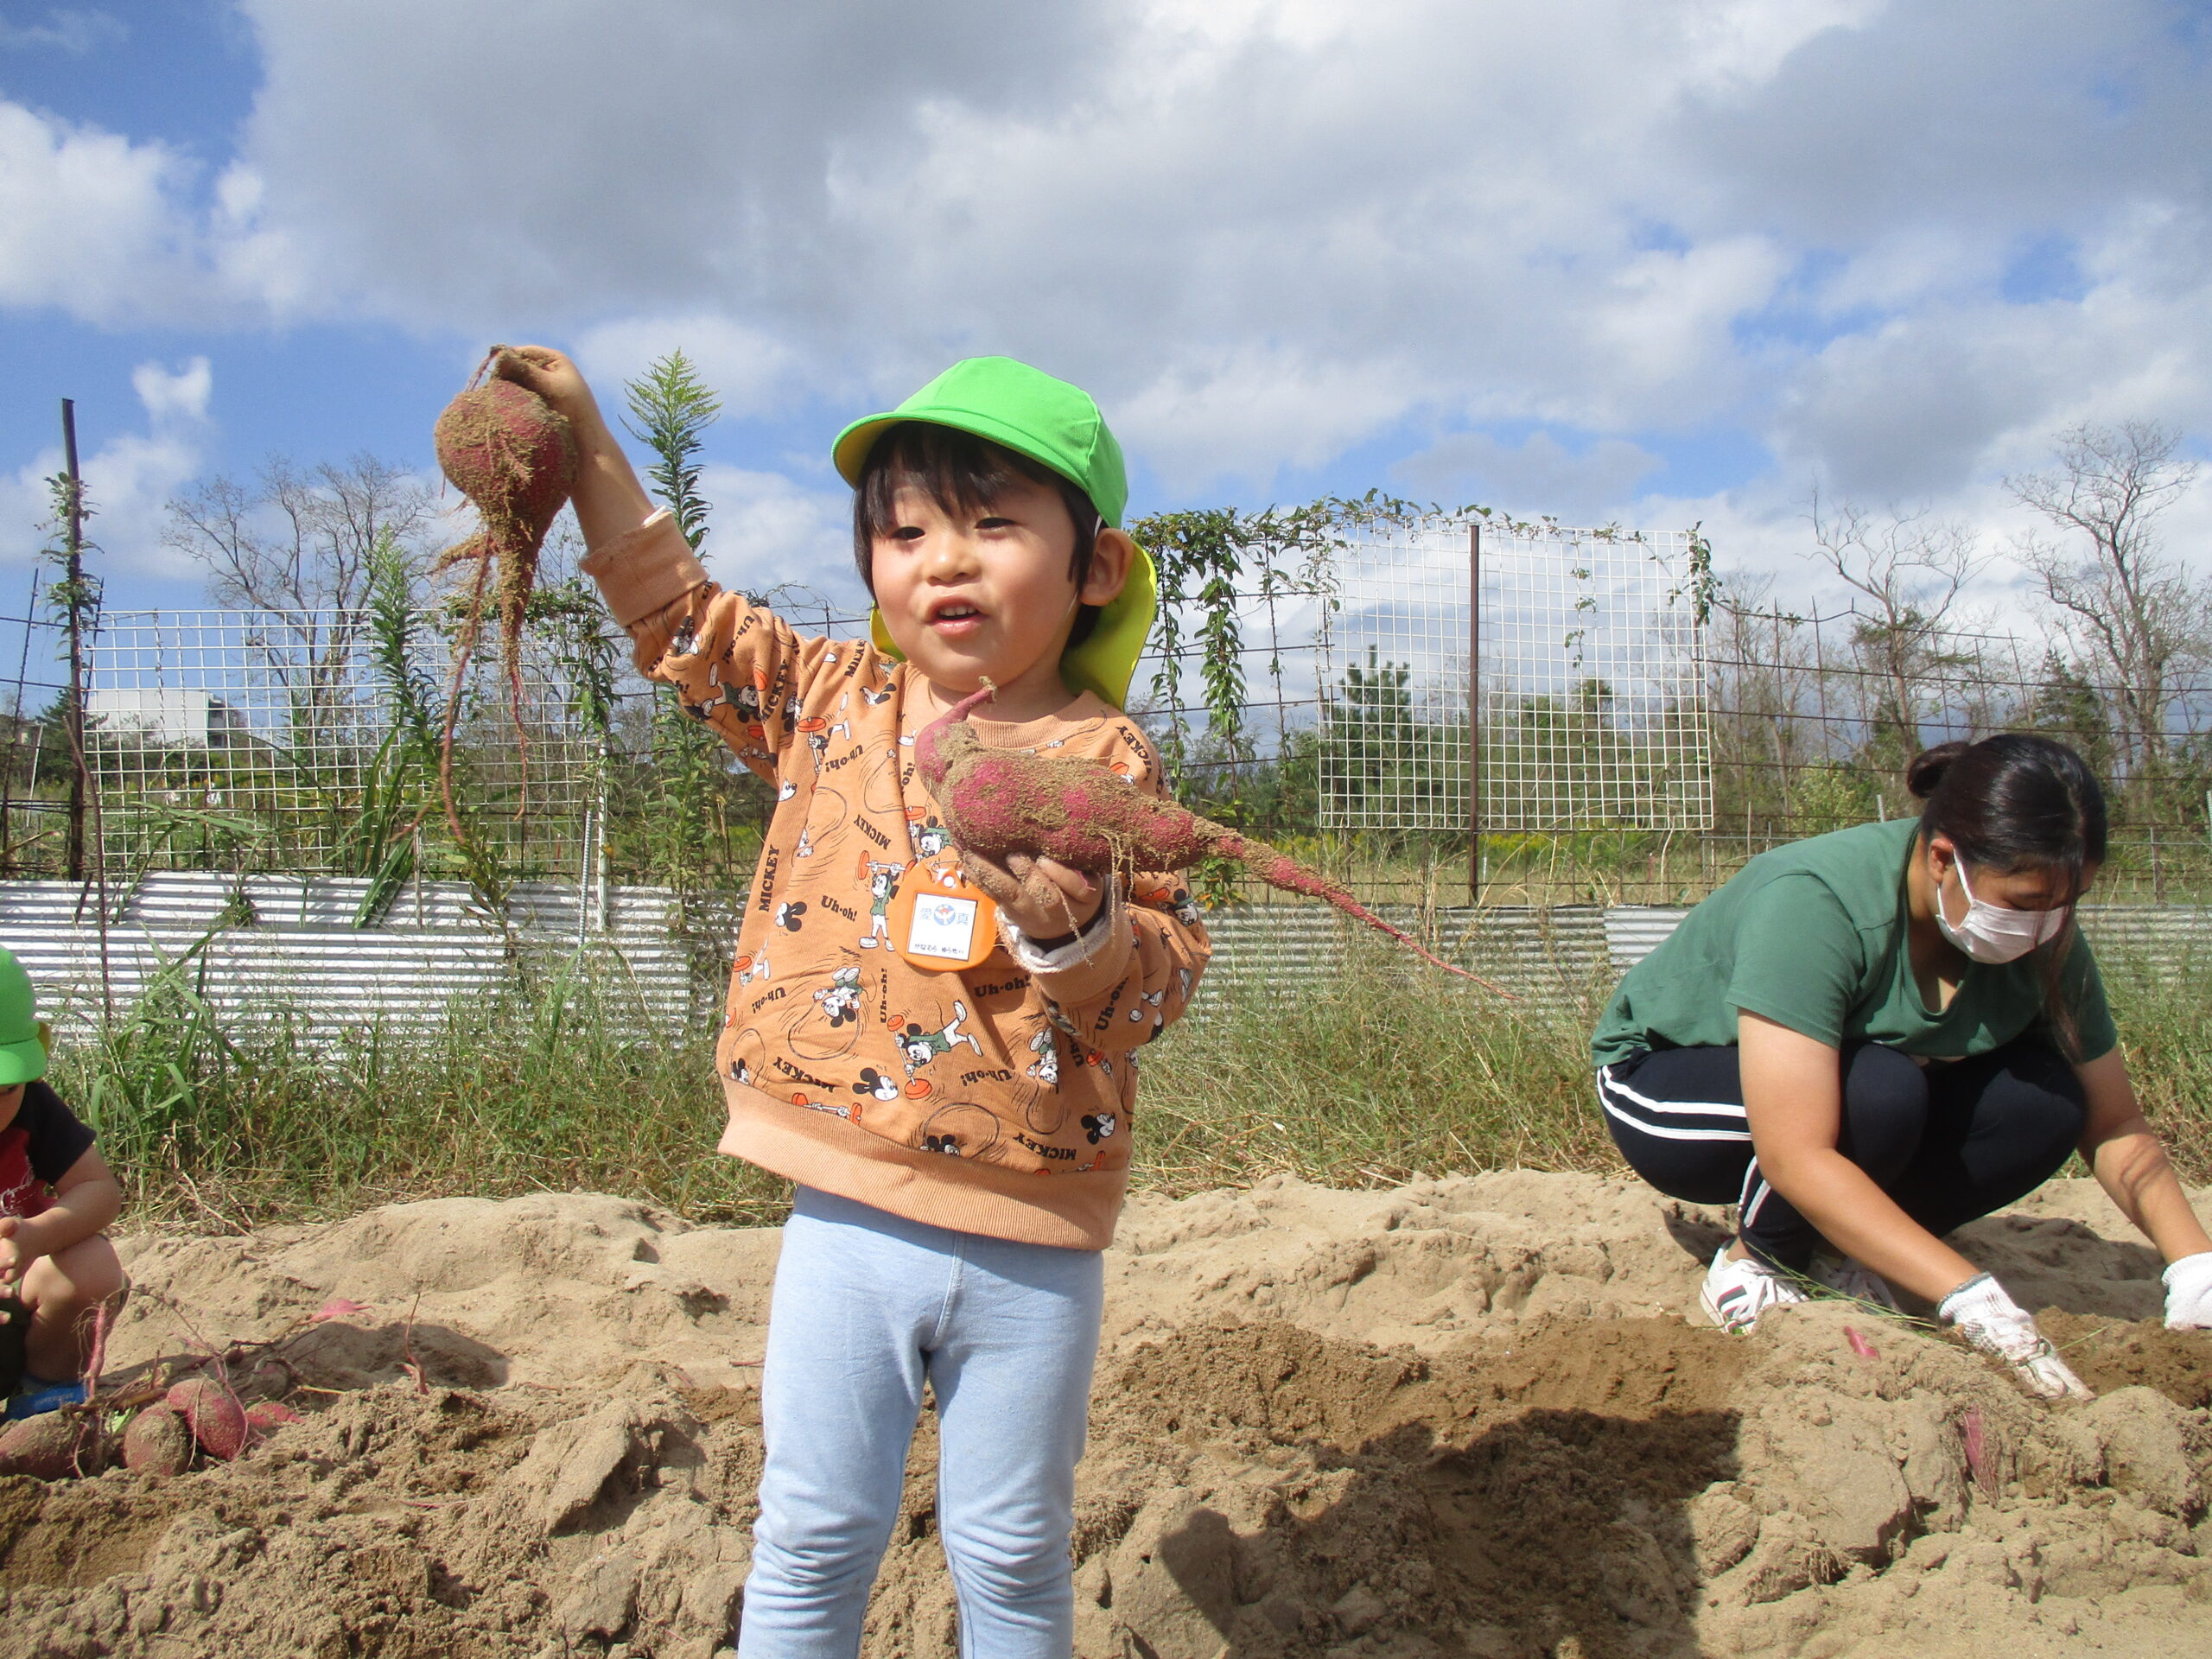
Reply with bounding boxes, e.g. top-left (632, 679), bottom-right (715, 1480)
top-left (41, 936), bottom-right (2212, 1232)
